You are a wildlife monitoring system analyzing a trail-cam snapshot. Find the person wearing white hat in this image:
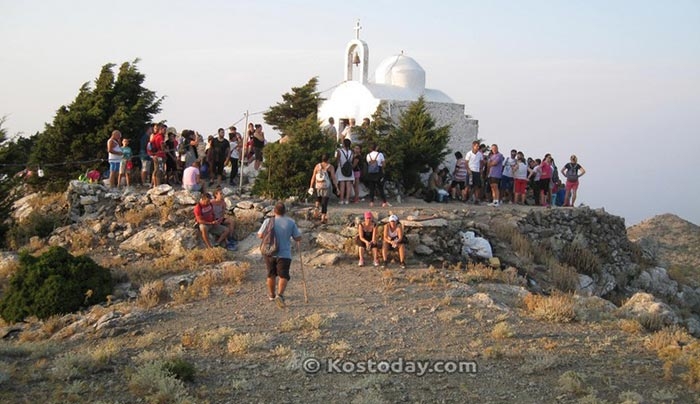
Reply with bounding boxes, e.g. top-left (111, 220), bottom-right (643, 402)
top-left (382, 215), bottom-right (406, 269)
